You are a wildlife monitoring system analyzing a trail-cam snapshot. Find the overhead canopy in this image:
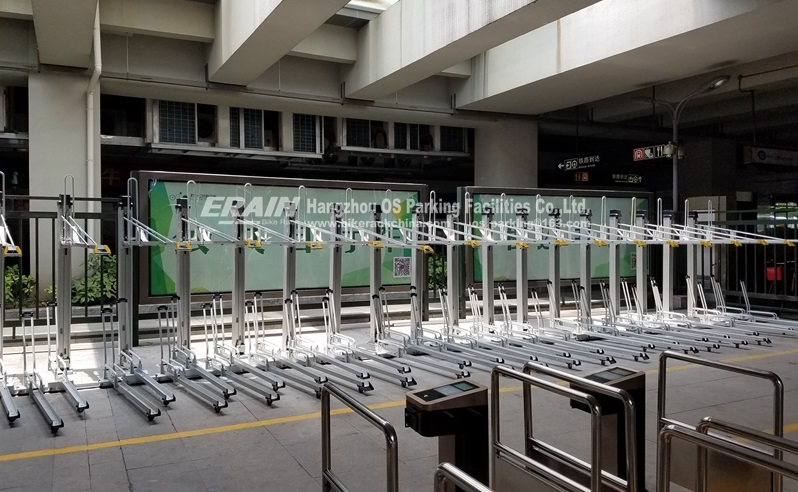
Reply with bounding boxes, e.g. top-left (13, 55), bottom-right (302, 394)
top-left (343, 0), bottom-right (600, 101)
top-left (207, 0), bottom-right (350, 86)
